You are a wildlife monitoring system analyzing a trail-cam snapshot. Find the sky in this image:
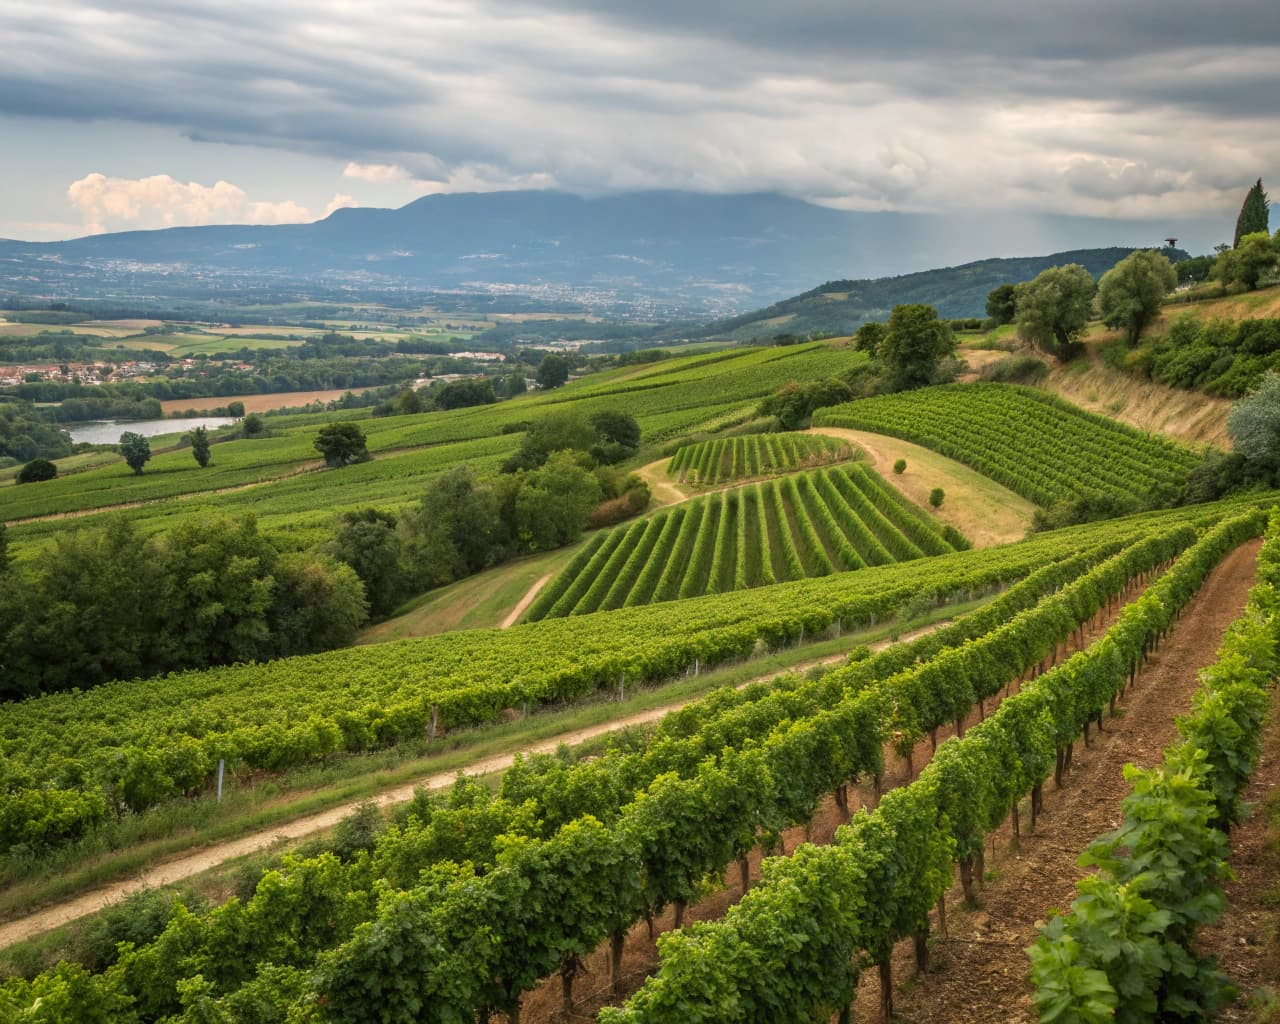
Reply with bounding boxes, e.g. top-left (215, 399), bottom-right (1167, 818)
top-left (1, 0), bottom-right (1277, 244)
